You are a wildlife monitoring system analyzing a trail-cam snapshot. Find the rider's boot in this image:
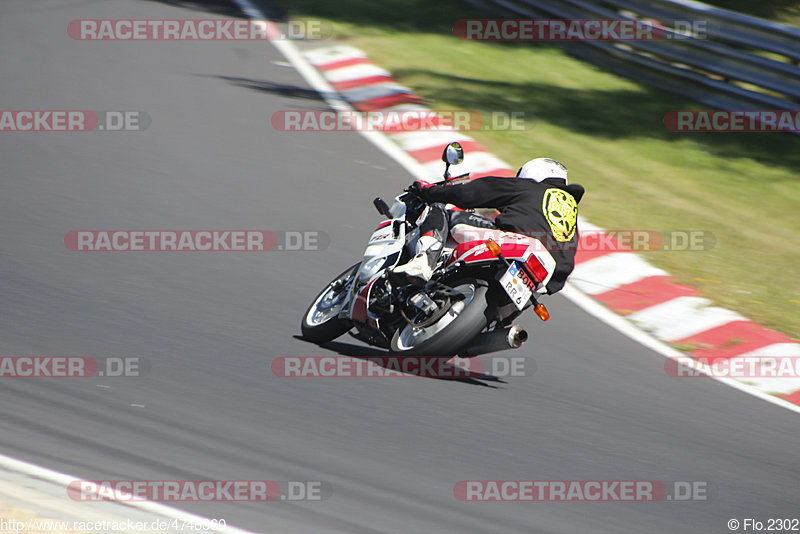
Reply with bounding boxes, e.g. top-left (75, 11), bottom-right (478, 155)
top-left (392, 234), bottom-right (441, 282)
